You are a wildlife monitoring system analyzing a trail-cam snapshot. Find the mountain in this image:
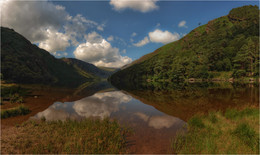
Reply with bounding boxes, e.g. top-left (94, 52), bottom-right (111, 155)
top-left (1, 27), bottom-right (95, 86)
top-left (61, 58), bottom-right (117, 79)
top-left (110, 5), bottom-right (259, 85)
